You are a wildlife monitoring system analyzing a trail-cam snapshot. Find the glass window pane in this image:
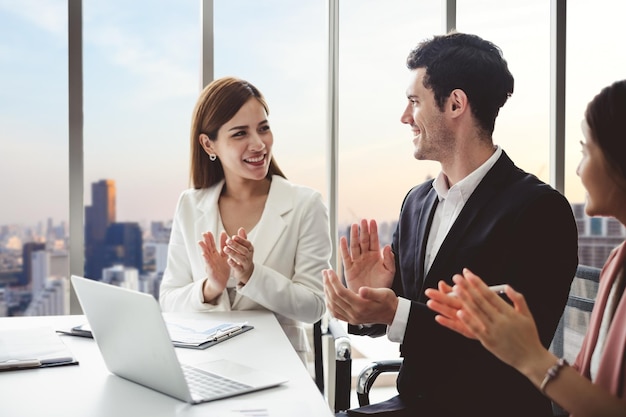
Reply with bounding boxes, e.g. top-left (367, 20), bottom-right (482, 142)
top-left (214, 0), bottom-right (327, 199)
top-left (457, 1), bottom-right (551, 184)
top-left (83, 0), bottom-right (198, 291)
top-left (0, 2), bottom-right (68, 317)
top-left (565, 0), bottom-right (626, 268)
top-left (338, 0), bottom-right (442, 243)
